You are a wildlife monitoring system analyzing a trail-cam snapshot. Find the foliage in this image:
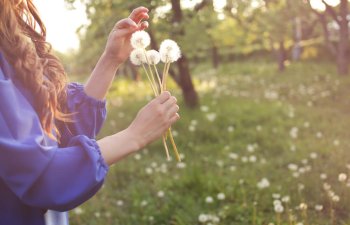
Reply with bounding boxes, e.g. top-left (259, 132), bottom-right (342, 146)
top-left (68, 60), bottom-right (350, 225)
